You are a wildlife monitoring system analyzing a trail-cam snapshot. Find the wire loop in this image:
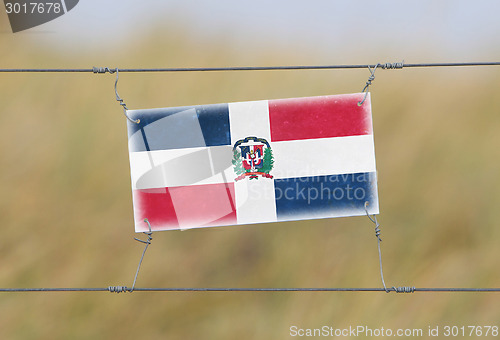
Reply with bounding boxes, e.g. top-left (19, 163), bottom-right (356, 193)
top-left (113, 68), bottom-right (140, 124)
top-left (130, 218), bottom-right (154, 292)
top-left (92, 67), bottom-right (114, 74)
top-left (357, 61), bottom-right (404, 106)
top-left (392, 286), bottom-right (415, 293)
top-left (364, 202), bottom-right (416, 294)
top-left (106, 220), bottom-right (154, 294)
